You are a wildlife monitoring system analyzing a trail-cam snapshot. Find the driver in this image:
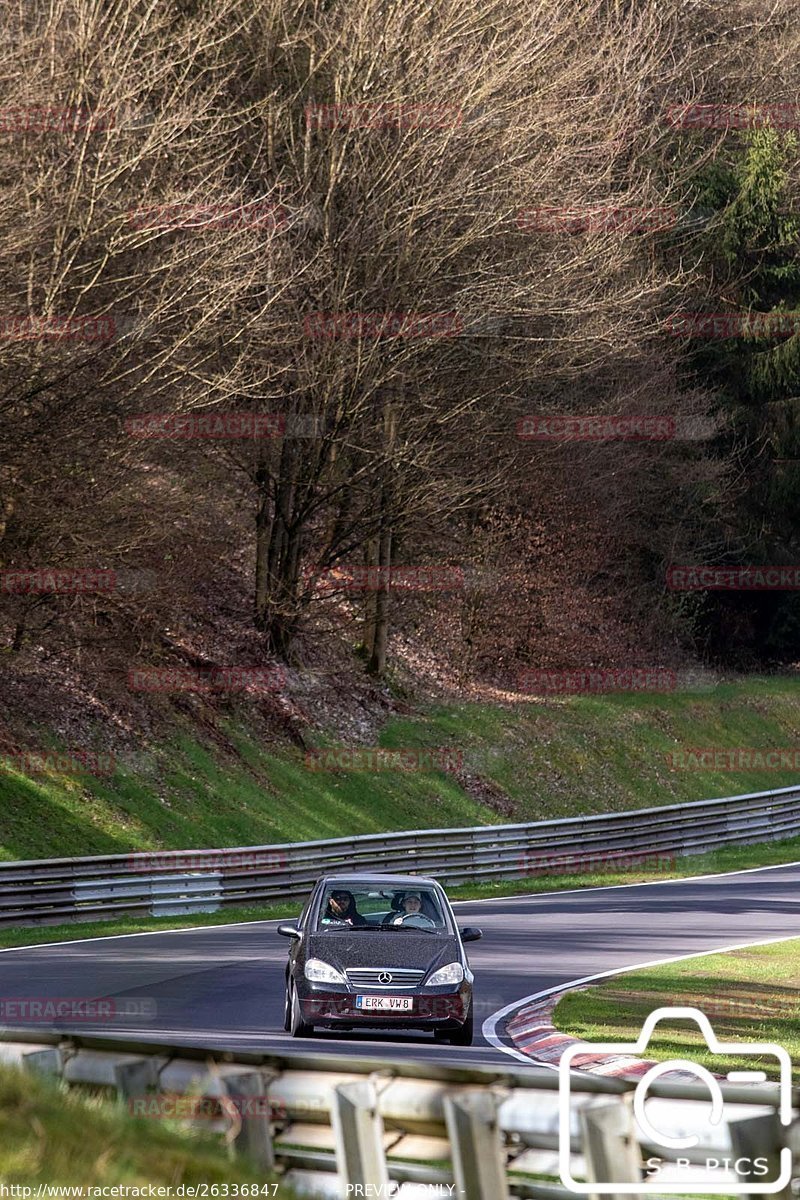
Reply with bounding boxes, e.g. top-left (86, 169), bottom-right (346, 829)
top-left (388, 891), bottom-right (427, 925)
top-left (322, 889), bottom-right (367, 926)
